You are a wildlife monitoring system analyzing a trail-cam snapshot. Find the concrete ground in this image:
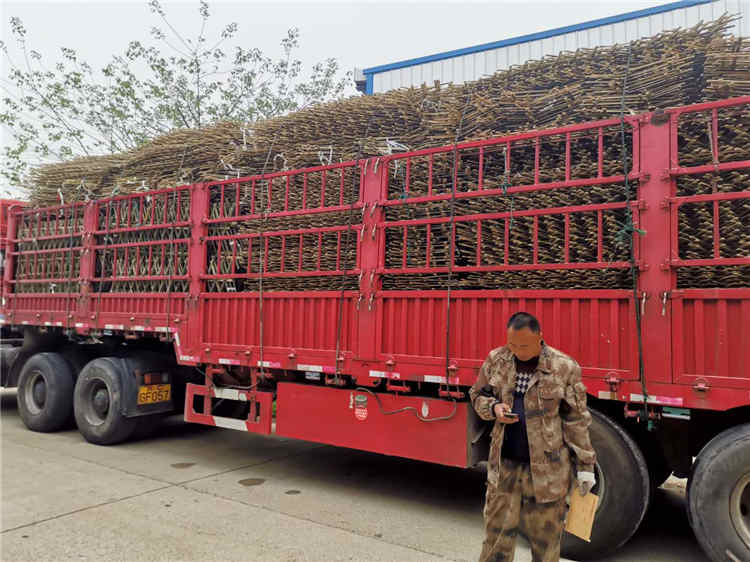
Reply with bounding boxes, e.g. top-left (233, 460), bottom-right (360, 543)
top-left (1, 388), bottom-right (706, 561)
